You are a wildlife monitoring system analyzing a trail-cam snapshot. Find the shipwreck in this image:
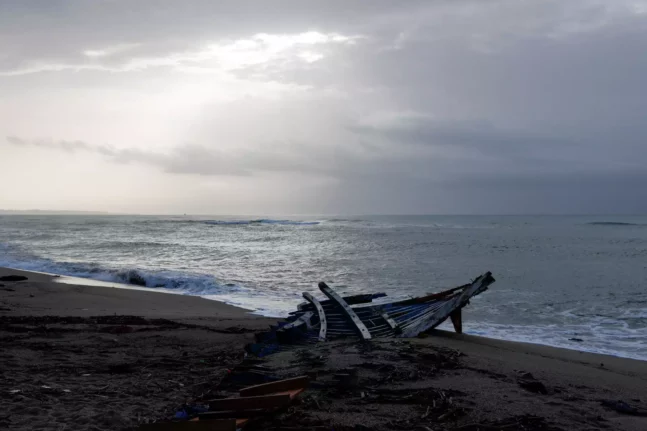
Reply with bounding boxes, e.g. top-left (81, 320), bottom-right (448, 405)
top-left (247, 272), bottom-right (495, 356)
